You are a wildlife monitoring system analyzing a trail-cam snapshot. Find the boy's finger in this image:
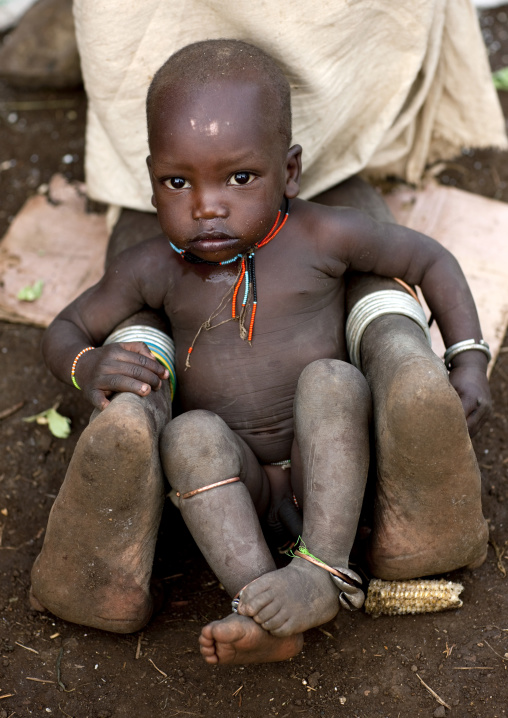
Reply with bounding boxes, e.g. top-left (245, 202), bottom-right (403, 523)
top-left (467, 403), bottom-right (489, 438)
top-left (115, 342), bottom-right (168, 378)
top-left (104, 362), bottom-right (162, 391)
top-left (104, 374), bottom-right (154, 398)
top-left (118, 340), bottom-right (154, 358)
top-left (88, 388), bottom-right (111, 411)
